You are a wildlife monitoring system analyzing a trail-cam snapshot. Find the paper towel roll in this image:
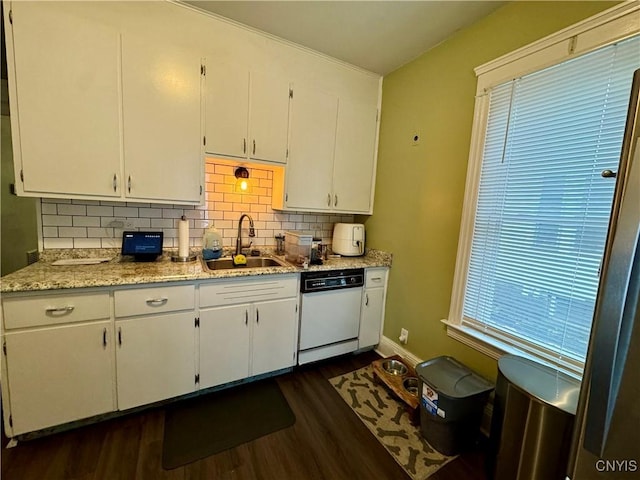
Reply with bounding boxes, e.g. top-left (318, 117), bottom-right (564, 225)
top-left (178, 216), bottom-right (190, 258)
